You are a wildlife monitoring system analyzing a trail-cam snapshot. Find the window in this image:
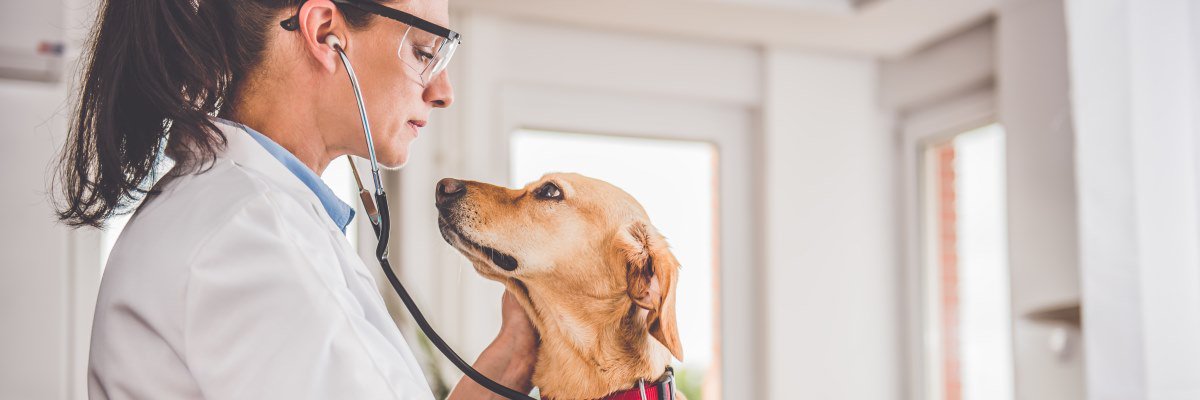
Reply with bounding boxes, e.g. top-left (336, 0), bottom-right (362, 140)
top-left (922, 124), bottom-right (1012, 400)
top-left (511, 129), bottom-right (720, 399)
